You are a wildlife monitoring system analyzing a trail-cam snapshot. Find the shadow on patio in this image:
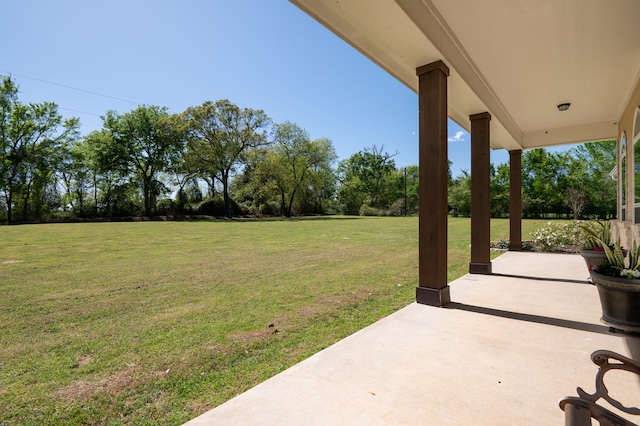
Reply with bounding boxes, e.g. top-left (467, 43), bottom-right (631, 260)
top-left (184, 251), bottom-right (640, 425)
